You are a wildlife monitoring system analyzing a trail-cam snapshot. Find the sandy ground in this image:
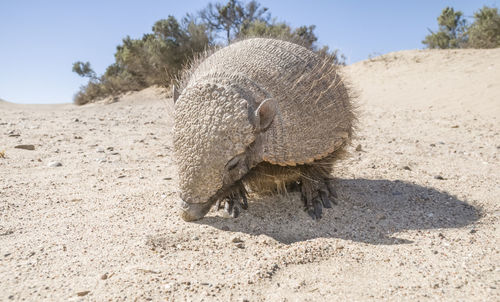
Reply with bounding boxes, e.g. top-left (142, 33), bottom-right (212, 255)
top-left (1, 49), bottom-right (499, 301)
